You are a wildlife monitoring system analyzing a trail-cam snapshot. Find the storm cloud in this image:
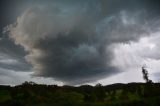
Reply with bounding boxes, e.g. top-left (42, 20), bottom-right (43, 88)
top-left (4, 0), bottom-right (160, 84)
